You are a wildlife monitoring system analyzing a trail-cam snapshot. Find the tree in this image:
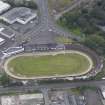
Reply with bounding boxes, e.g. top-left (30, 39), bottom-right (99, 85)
top-left (0, 74), bottom-right (10, 87)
